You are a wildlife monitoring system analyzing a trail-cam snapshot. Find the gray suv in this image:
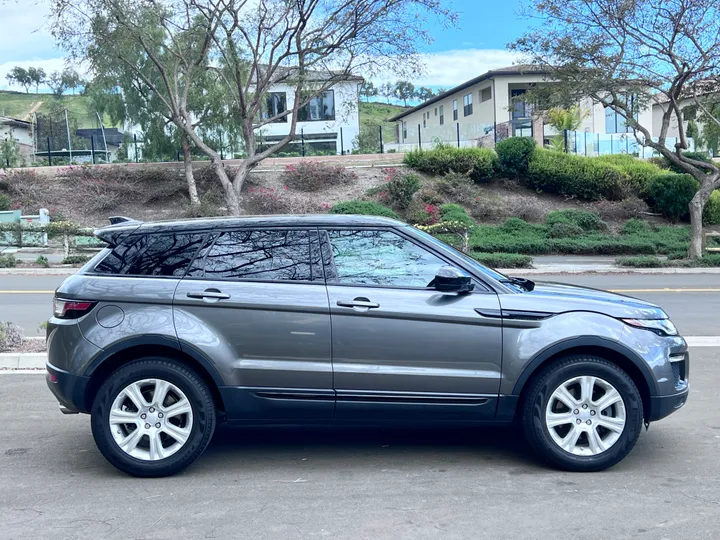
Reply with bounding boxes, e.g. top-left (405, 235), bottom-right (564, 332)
top-left (46, 215), bottom-right (689, 477)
